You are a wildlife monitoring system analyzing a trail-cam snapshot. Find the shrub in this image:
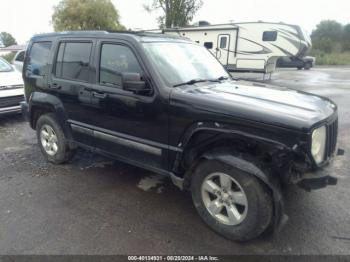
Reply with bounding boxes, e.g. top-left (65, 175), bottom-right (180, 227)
top-left (310, 49), bottom-right (350, 65)
top-left (0, 52), bottom-right (16, 63)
